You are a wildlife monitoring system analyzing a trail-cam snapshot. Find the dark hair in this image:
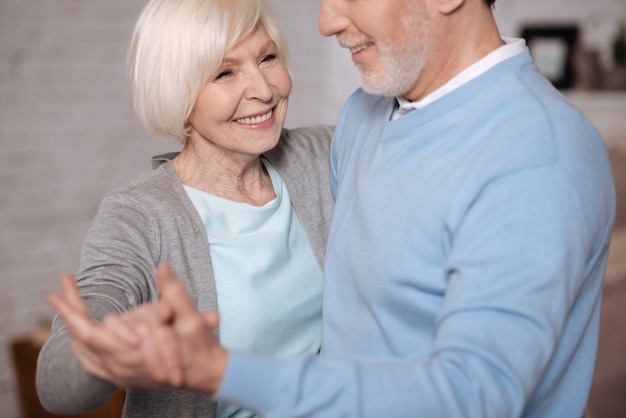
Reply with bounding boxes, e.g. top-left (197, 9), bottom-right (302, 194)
top-left (485, 0), bottom-right (496, 5)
